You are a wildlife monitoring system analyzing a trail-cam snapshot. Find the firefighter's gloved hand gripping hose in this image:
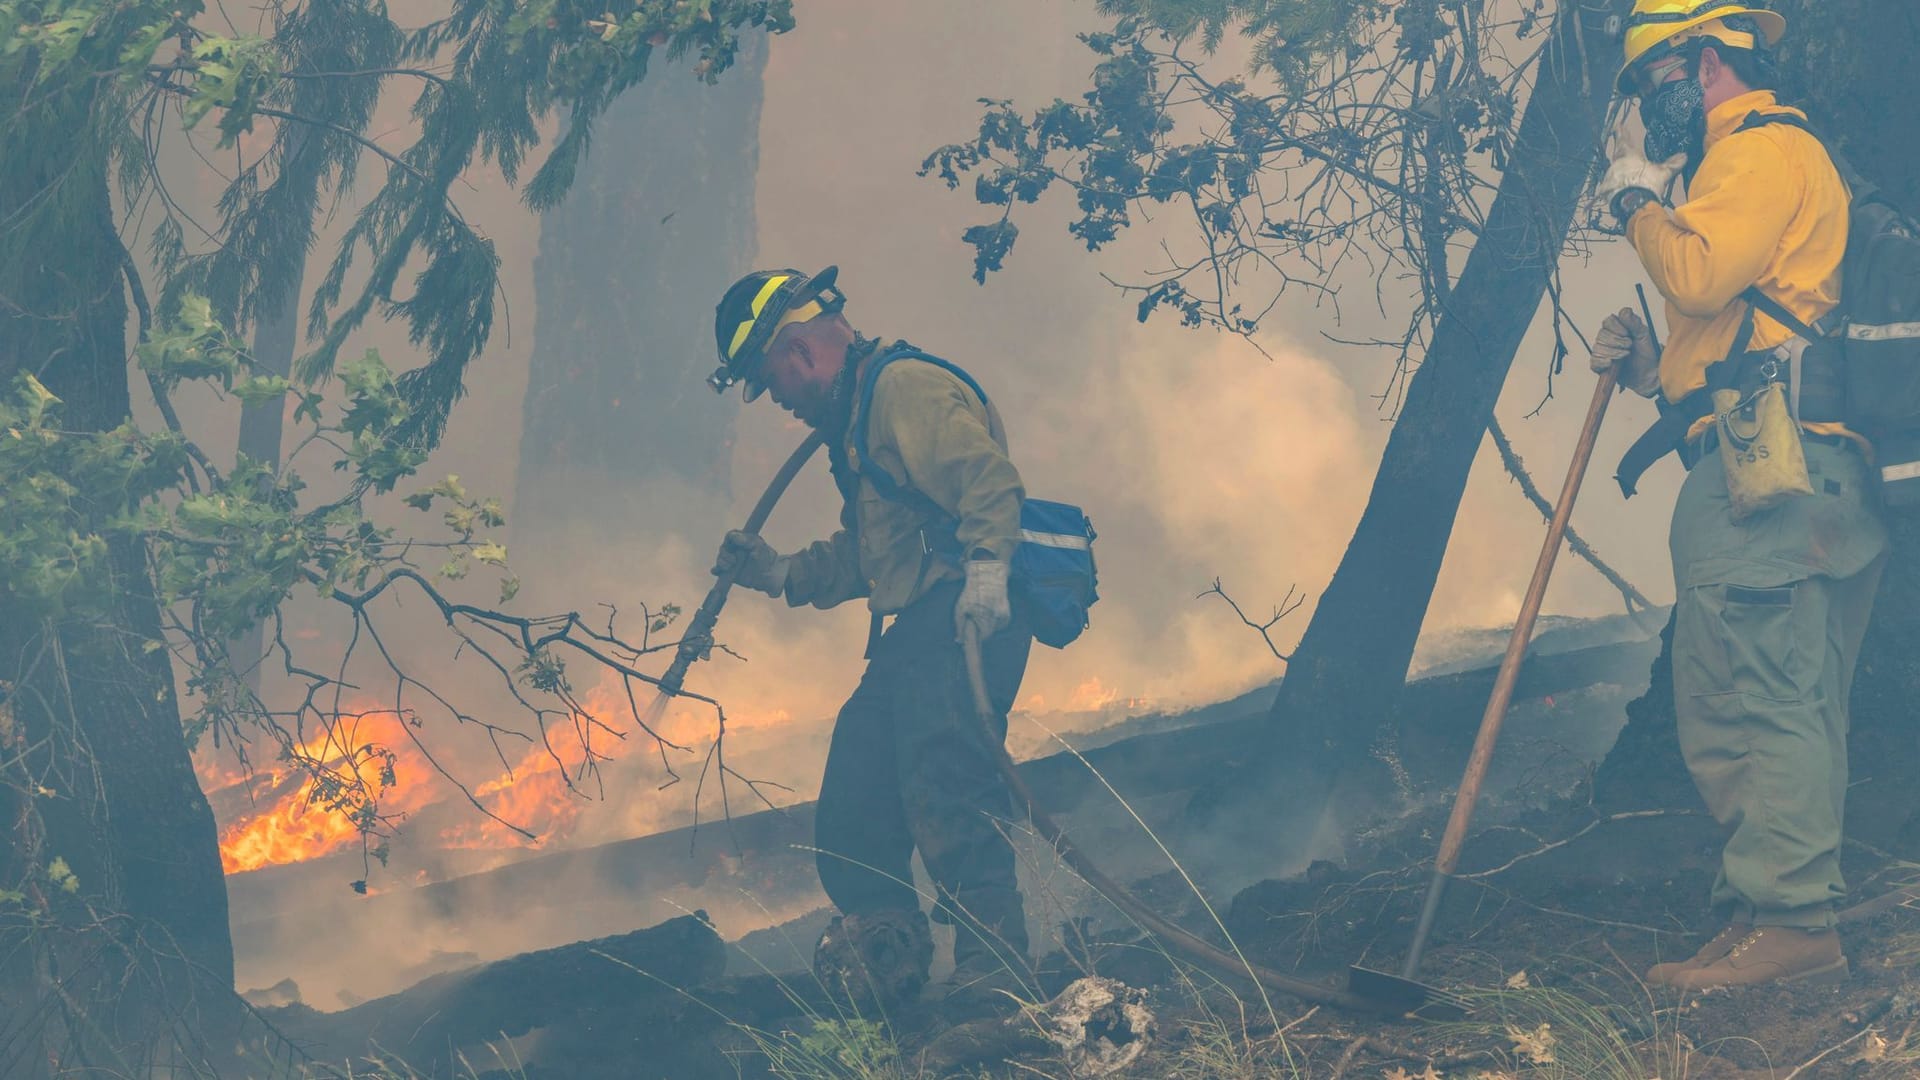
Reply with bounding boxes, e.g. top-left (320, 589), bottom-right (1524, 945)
top-left (651, 432), bottom-right (826, 715)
